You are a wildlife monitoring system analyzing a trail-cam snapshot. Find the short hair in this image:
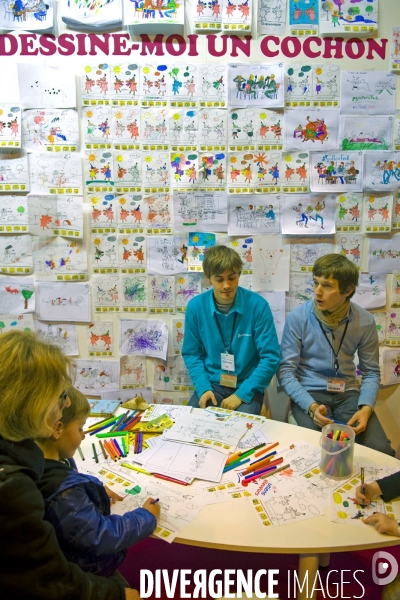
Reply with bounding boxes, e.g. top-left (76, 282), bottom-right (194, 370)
top-left (312, 253), bottom-right (359, 299)
top-left (0, 331), bottom-right (73, 442)
top-left (203, 245), bottom-right (243, 279)
top-left (60, 387), bottom-right (90, 427)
